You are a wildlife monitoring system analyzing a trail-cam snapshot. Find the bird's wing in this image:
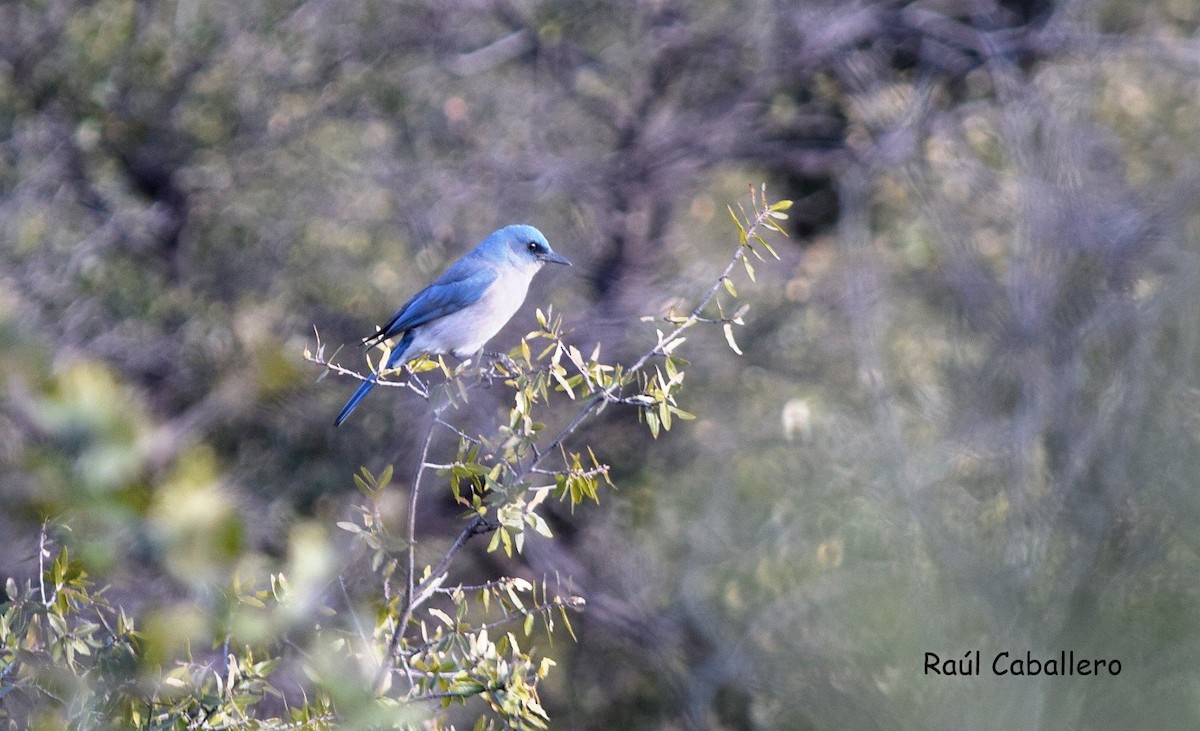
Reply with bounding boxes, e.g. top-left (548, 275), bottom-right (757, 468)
top-left (364, 262), bottom-right (498, 347)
